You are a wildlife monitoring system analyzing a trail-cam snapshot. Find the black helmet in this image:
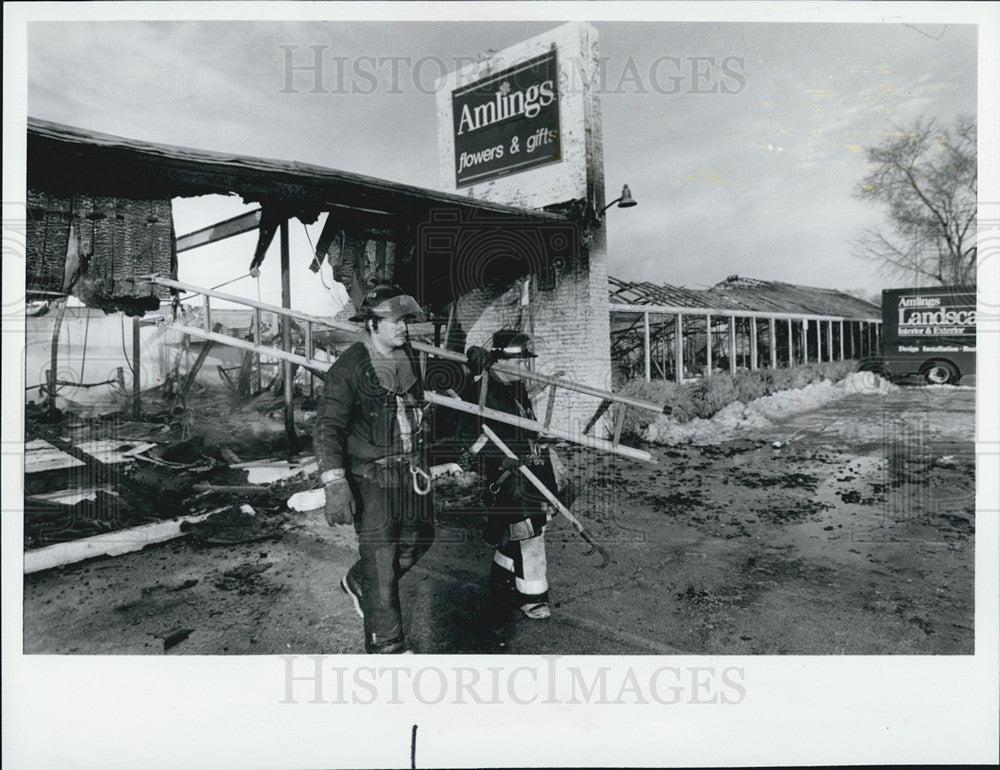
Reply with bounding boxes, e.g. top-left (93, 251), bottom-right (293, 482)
top-left (490, 329), bottom-right (539, 359)
top-left (349, 284), bottom-right (427, 323)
